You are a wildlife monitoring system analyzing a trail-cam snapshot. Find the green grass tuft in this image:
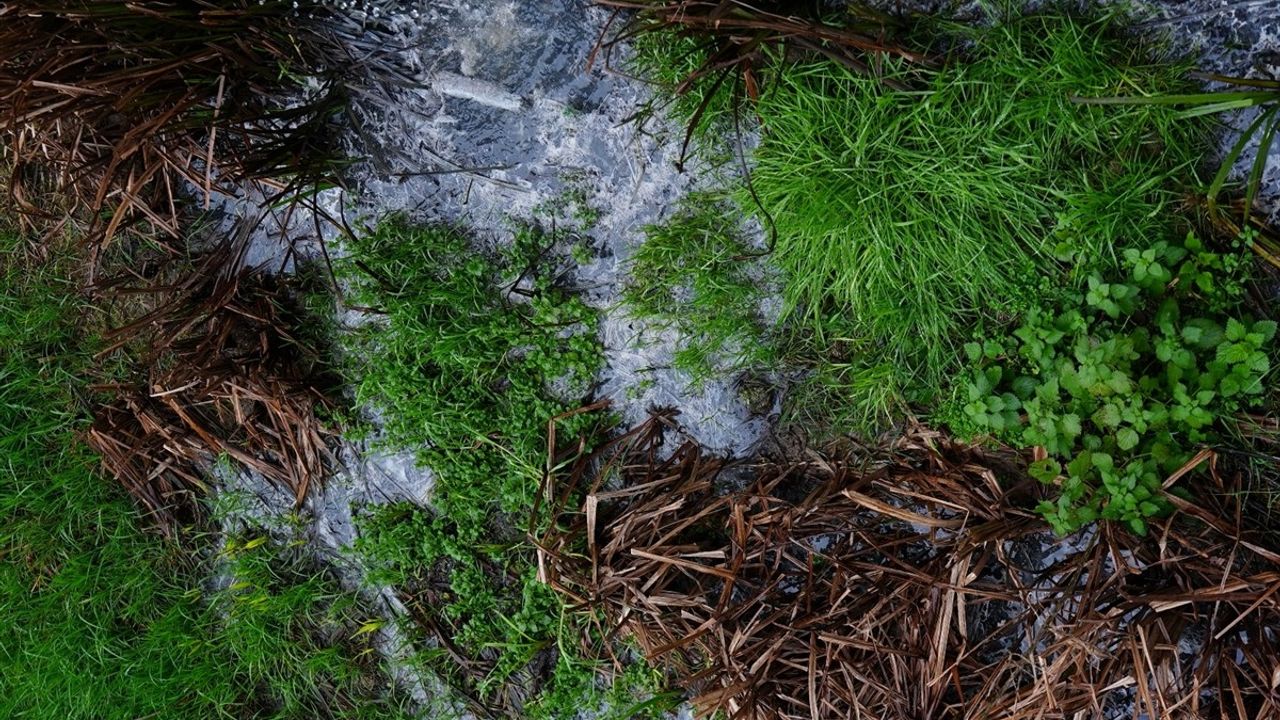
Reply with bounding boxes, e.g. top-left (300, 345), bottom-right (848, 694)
top-left (0, 231), bottom-right (412, 720)
top-left (624, 192), bottom-right (774, 384)
top-left (748, 12), bottom-right (1206, 397)
top-left (341, 218), bottom-right (601, 529)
